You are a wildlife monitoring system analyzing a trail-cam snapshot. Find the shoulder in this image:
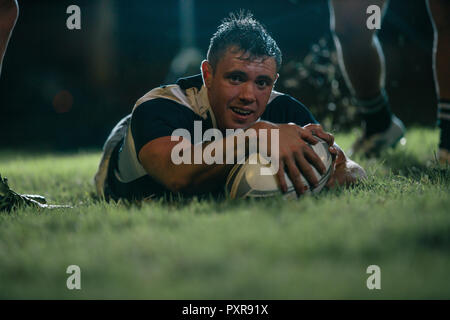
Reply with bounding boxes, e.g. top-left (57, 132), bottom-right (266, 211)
top-left (261, 91), bottom-right (318, 126)
top-left (175, 74), bottom-right (203, 90)
top-left (132, 97), bottom-right (197, 120)
top-left (129, 97), bottom-right (200, 157)
top-left (130, 96), bottom-right (199, 135)
top-left (133, 74), bottom-right (206, 117)
top-left (266, 91), bottom-right (306, 109)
